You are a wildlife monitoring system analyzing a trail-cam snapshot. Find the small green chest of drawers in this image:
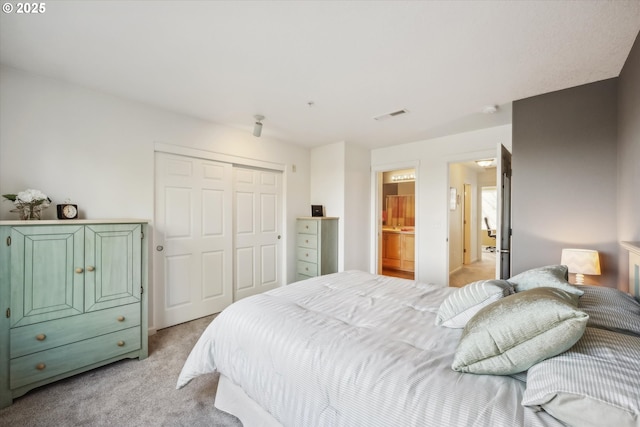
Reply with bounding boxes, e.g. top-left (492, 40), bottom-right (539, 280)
top-left (296, 217), bottom-right (338, 281)
top-left (0, 220), bottom-right (149, 408)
